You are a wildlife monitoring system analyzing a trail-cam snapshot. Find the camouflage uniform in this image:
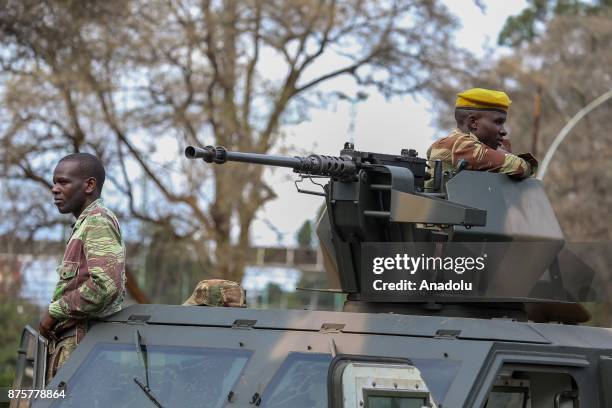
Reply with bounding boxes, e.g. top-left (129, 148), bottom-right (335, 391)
top-left (183, 279), bottom-right (246, 307)
top-left (47, 336), bottom-right (77, 382)
top-left (47, 198), bottom-right (125, 380)
top-left (425, 129), bottom-right (535, 189)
